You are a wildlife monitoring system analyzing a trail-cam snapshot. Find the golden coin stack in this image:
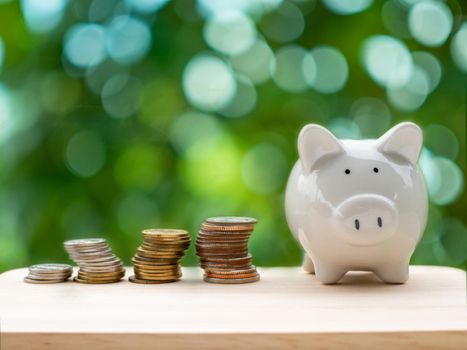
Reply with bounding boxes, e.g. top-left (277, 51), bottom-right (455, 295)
top-left (129, 229), bottom-right (190, 284)
top-left (24, 264), bottom-right (73, 284)
top-left (64, 238), bottom-right (125, 284)
top-left (196, 217), bottom-right (260, 284)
